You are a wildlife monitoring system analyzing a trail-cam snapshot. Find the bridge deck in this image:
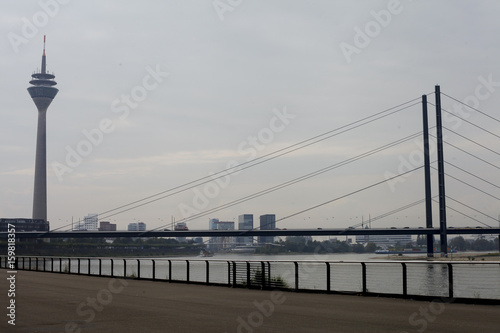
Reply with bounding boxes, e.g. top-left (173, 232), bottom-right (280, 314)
top-left (2, 269), bottom-right (499, 333)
